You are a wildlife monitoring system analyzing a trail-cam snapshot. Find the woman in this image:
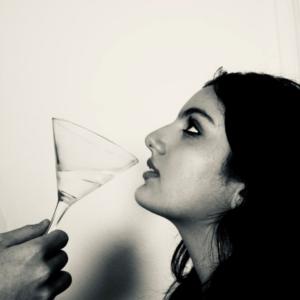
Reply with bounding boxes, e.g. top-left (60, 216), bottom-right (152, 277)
top-left (135, 69), bottom-right (299, 299)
